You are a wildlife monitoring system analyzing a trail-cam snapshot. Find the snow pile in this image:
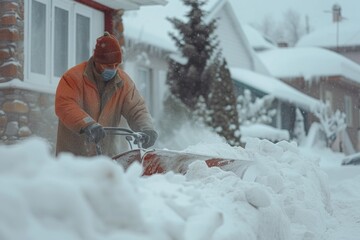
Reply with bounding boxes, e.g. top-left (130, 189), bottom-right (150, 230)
top-left (0, 137), bottom-right (333, 240)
